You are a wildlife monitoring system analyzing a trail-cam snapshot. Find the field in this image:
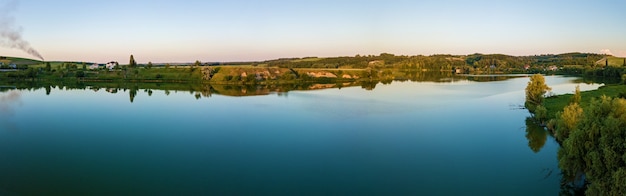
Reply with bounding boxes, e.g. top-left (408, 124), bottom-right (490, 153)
top-left (595, 56), bottom-right (626, 67)
top-left (544, 84), bottom-right (626, 118)
top-left (0, 56), bottom-right (43, 66)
